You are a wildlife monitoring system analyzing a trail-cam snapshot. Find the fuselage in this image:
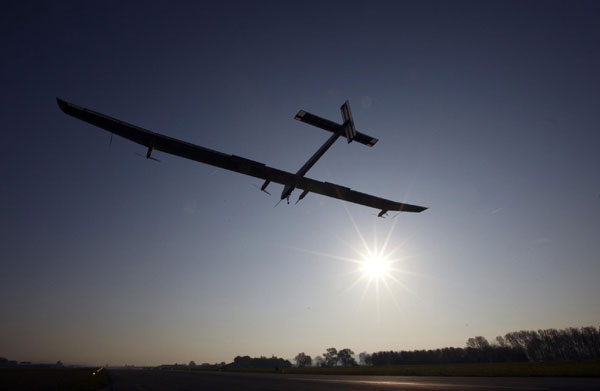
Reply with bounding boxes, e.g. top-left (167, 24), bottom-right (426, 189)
top-left (279, 131), bottom-right (341, 201)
